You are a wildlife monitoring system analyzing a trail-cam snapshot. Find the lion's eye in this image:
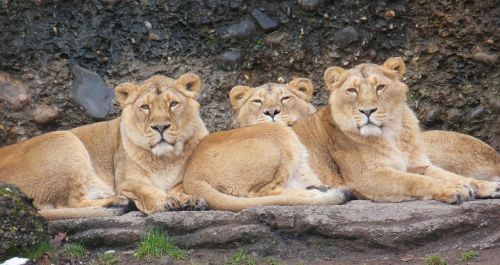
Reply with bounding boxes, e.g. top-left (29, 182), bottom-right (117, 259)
top-left (281, 96), bottom-right (292, 102)
top-left (170, 101), bottom-right (179, 108)
top-left (347, 88), bottom-right (357, 93)
top-left (140, 104), bottom-right (150, 111)
top-left (252, 99), bottom-right (263, 104)
top-left (376, 84), bottom-right (385, 91)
